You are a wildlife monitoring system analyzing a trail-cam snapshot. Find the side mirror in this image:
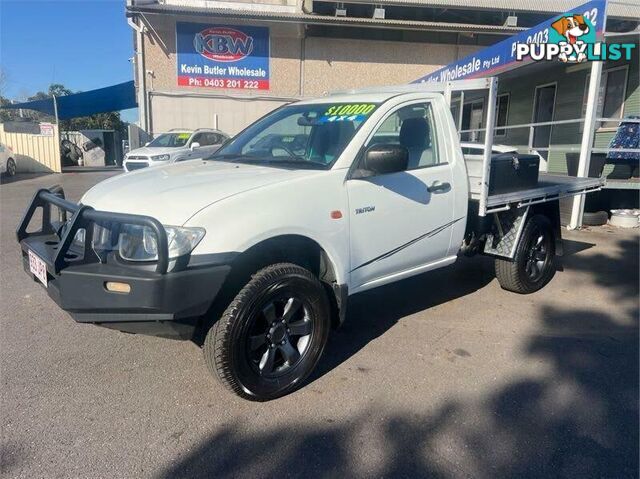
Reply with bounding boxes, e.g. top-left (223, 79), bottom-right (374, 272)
top-left (190, 142), bottom-right (200, 151)
top-left (363, 144), bottom-right (408, 175)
